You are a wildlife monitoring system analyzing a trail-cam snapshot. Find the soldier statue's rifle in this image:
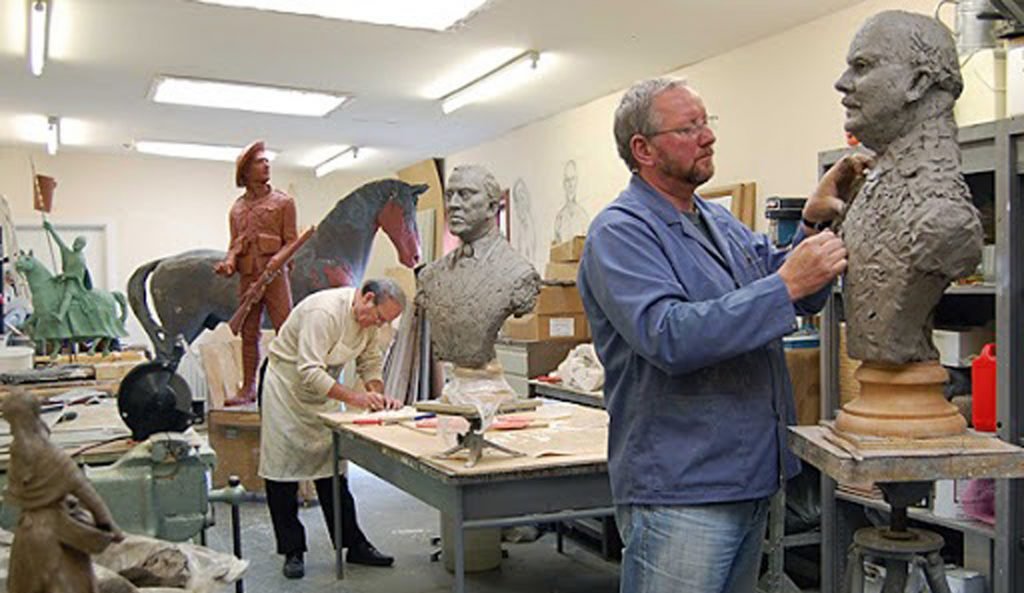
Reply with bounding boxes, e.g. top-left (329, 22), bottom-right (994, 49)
top-left (228, 226), bottom-right (315, 335)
